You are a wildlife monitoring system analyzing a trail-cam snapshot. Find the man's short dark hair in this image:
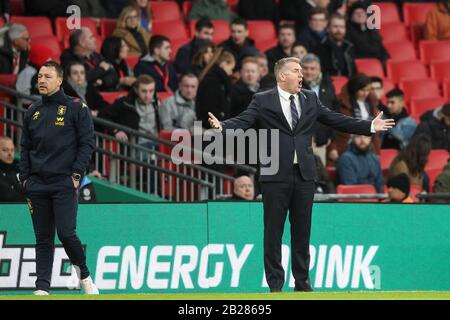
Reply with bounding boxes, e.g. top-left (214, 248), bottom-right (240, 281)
top-left (386, 88), bottom-right (404, 99)
top-left (64, 60), bottom-right (85, 79)
top-left (69, 29), bottom-right (84, 50)
top-left (180, 73), bottom-right (198, 82)
top-left (41, 61), bottom-right (64, 78)
top-left (370, 76), bottom-right (383, 86)
top-left (309, 7), bottom-right (329, 20)
top-left (195, 18), bottom-right (214, 32)
top-left (231, 17), bottom-right (248, 29)
top-left (278, 23), bottom-right (296, 34)
top-left (149, 35), bottom-right (170, 55)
